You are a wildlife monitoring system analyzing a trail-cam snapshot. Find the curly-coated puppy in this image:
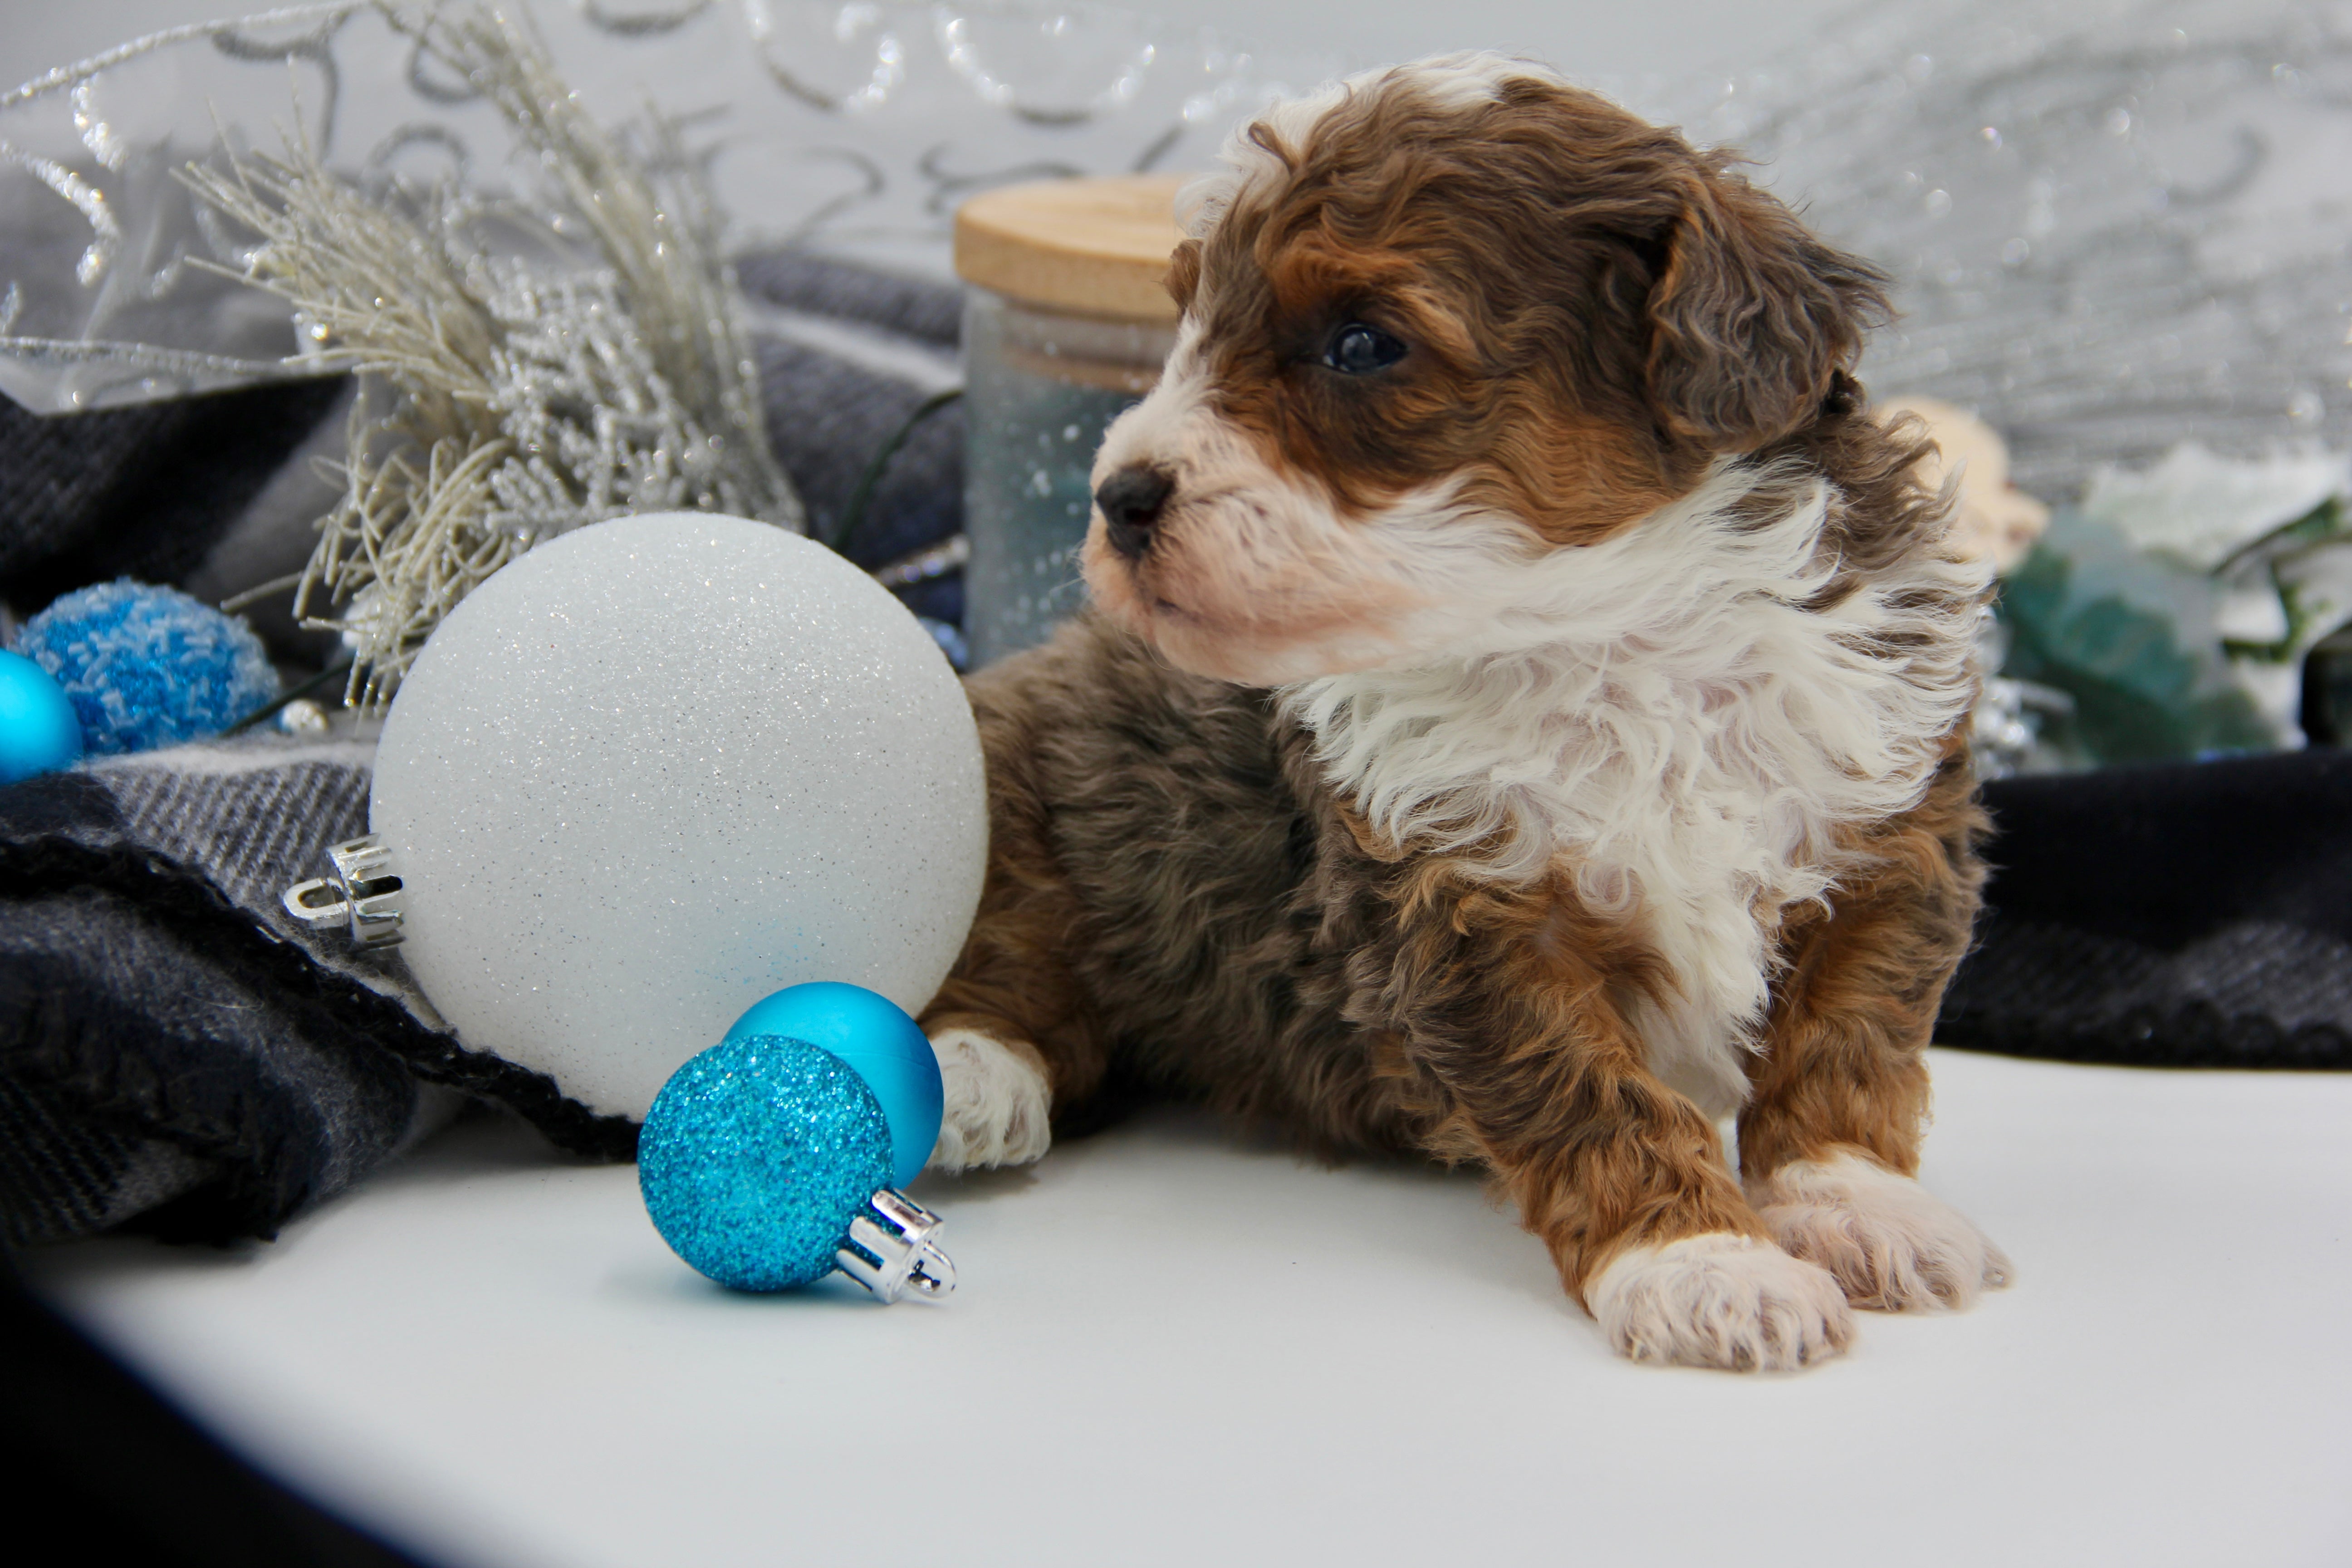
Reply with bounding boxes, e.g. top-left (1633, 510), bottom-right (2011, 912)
top-left (922, 52), bottom-right (2009, 1371)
